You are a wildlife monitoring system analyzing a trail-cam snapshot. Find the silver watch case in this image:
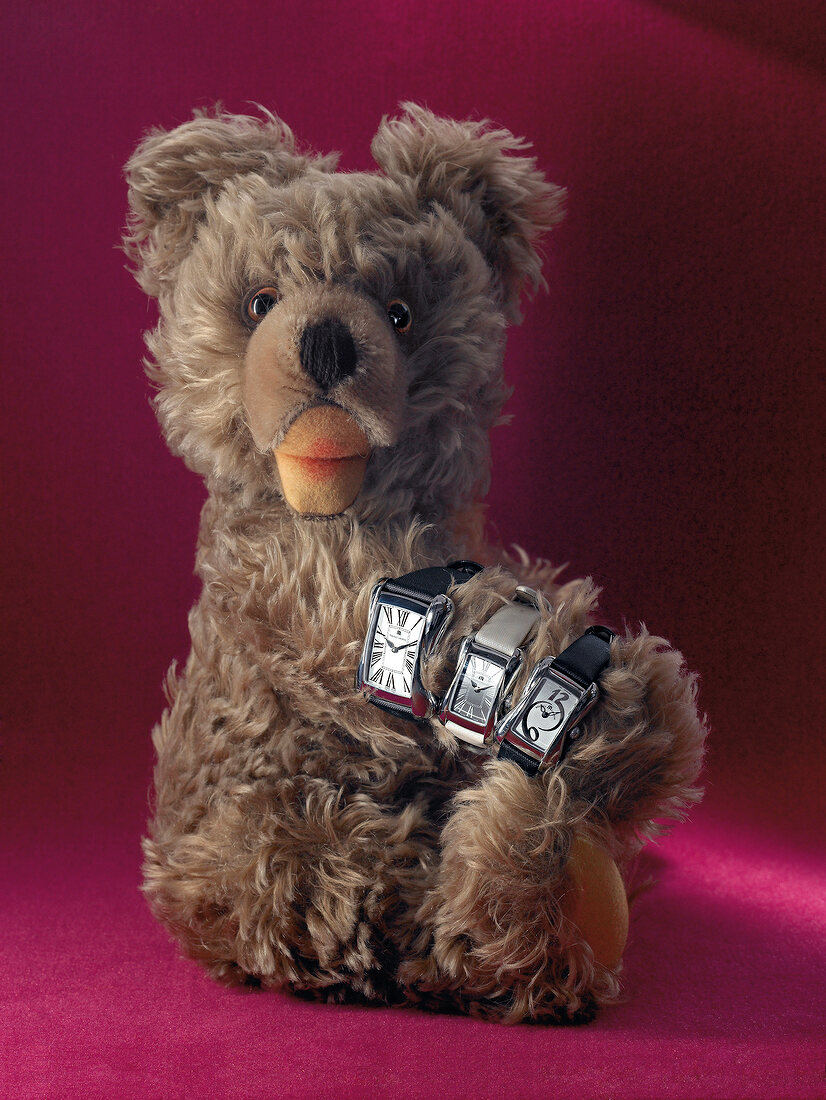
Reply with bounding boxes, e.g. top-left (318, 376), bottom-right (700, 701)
top-left (492, 658), bottom-right (599, 772)
top-left (438, 636), bottom-right (525, 750)
top-left (356, 579), bottom-right (455, 720)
